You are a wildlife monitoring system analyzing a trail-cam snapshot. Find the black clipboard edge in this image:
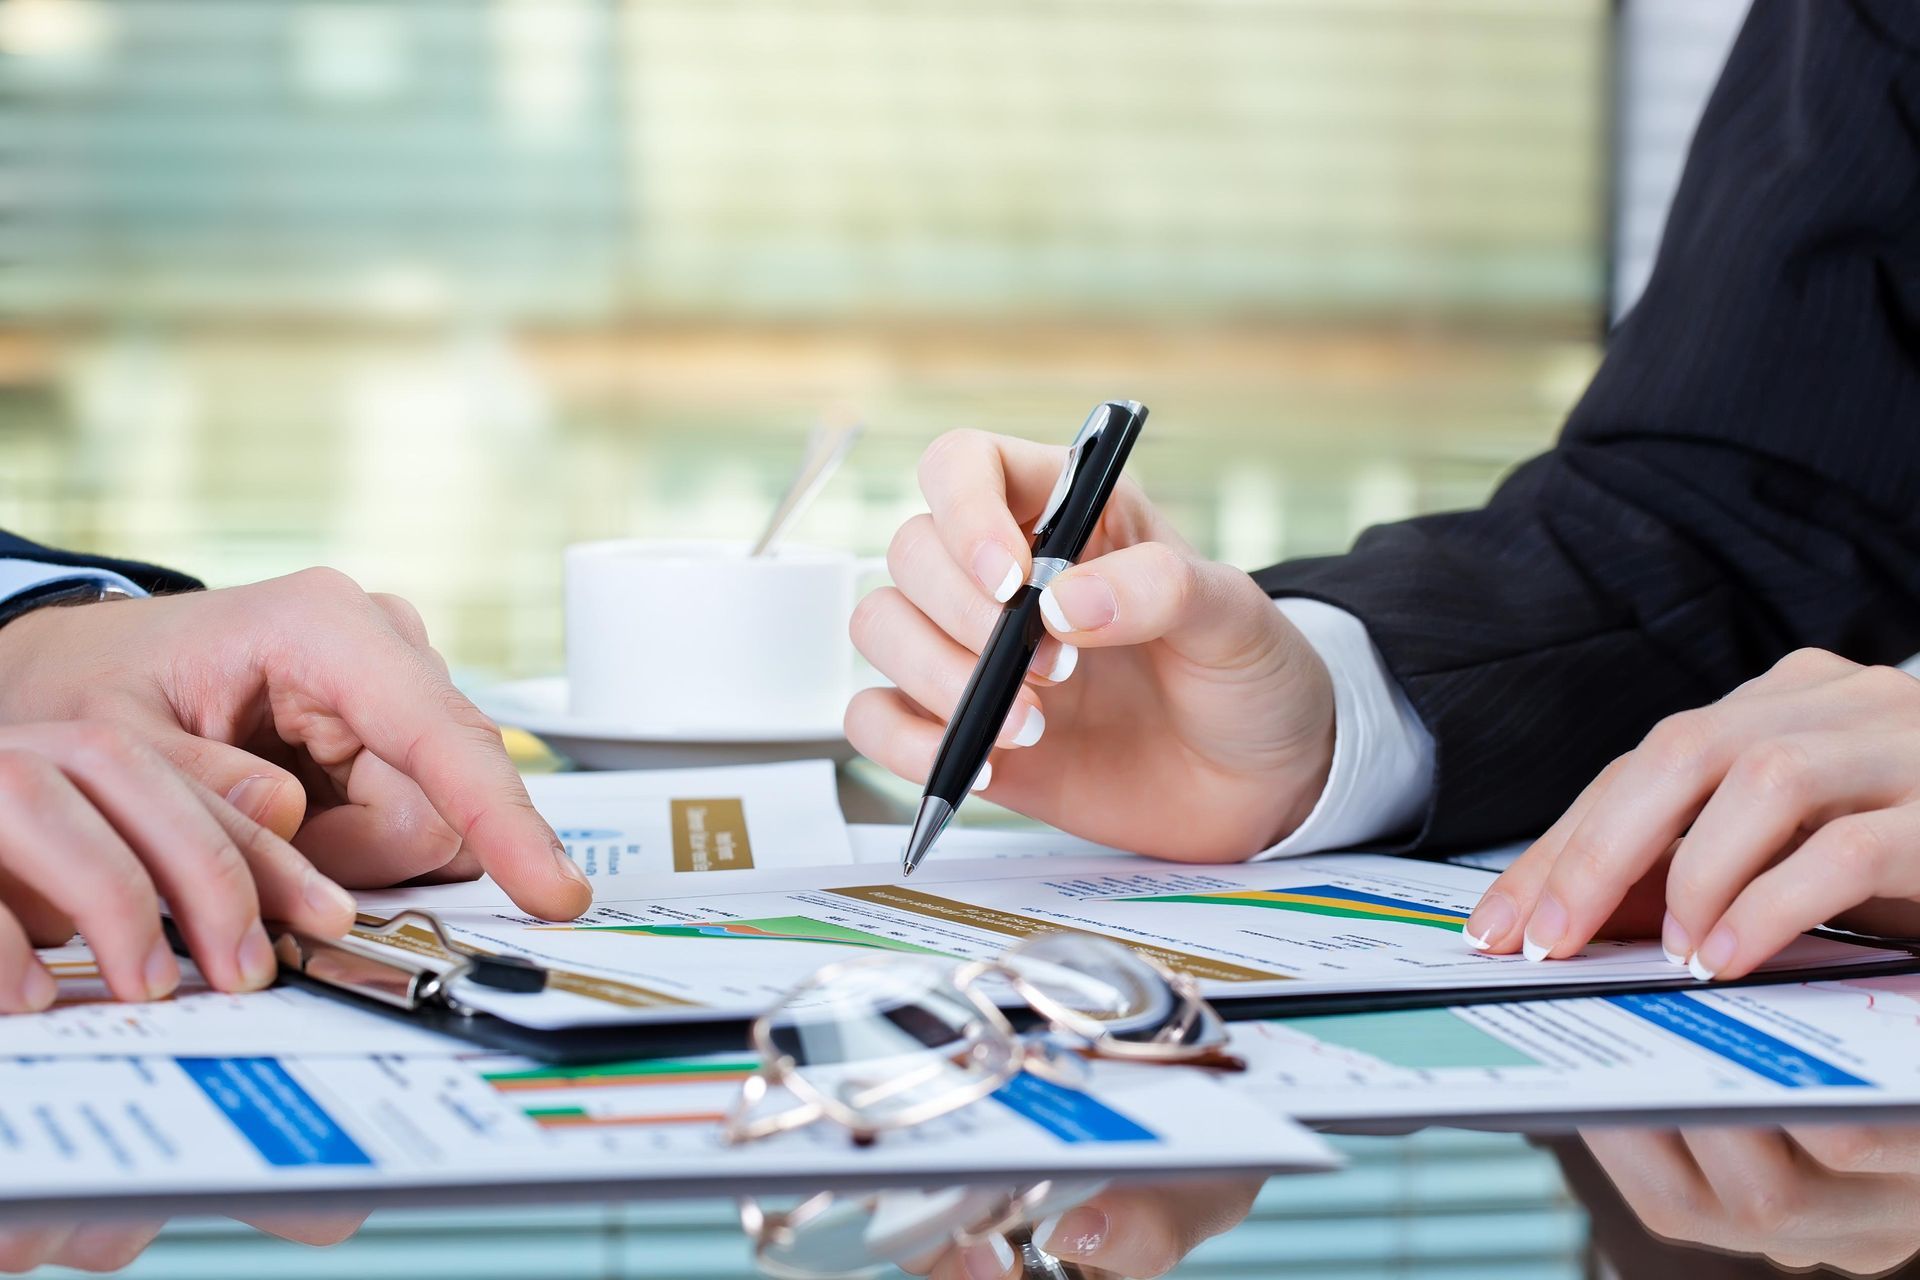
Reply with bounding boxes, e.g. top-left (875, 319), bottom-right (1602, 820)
top-left (270, 942), bottom-right (1920, 1065)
